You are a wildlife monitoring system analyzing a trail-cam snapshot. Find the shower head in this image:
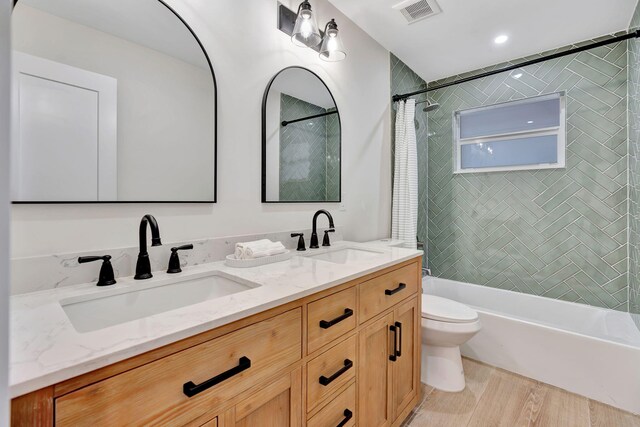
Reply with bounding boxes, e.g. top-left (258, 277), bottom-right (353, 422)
top-left (423, 102), bottom-right (440, 112)
top-left (415, 98), bottom-right (440, 112)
